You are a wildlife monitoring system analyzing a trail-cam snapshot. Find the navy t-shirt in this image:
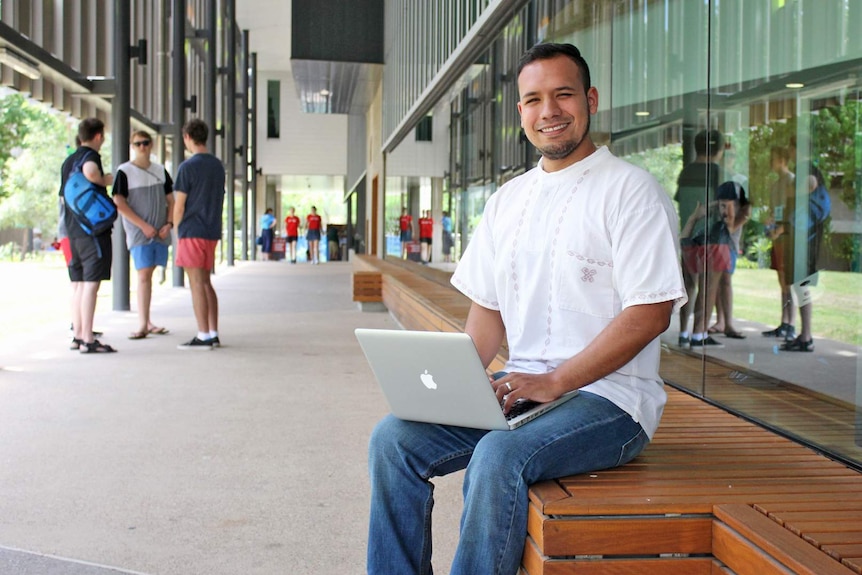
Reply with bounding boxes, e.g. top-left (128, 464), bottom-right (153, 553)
top-left (173, 153), bottom-right (225, 240)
